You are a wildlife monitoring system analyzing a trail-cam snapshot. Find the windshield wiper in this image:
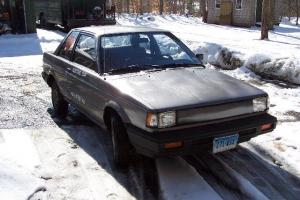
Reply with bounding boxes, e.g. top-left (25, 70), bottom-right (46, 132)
top-left (107, 64), bottom-right (160, 74)
top-left (161, 63), bottom-right (206, 69)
